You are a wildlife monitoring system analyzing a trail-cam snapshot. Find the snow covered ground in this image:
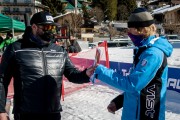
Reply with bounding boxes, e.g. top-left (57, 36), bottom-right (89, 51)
top-left (61, 83), bottom-right (180, 120)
